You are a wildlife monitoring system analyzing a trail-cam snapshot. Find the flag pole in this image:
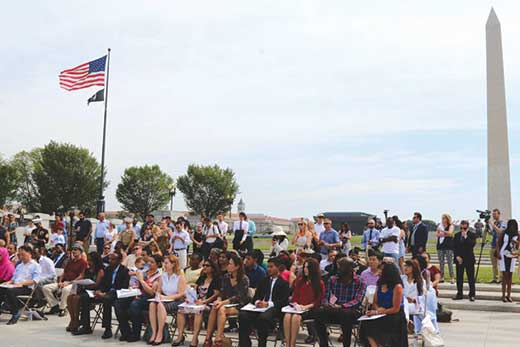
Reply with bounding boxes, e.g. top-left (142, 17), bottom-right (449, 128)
top-left (96, 48), bottom-right (111, 215)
